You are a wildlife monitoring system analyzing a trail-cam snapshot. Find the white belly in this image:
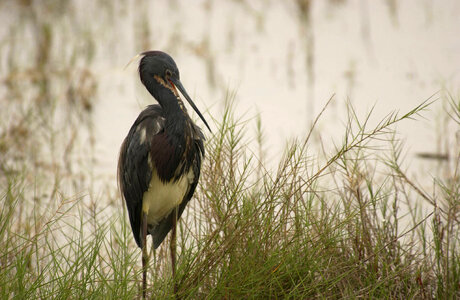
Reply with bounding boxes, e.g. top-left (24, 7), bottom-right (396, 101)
top-left (142, 168), bottom-right (194, 225)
